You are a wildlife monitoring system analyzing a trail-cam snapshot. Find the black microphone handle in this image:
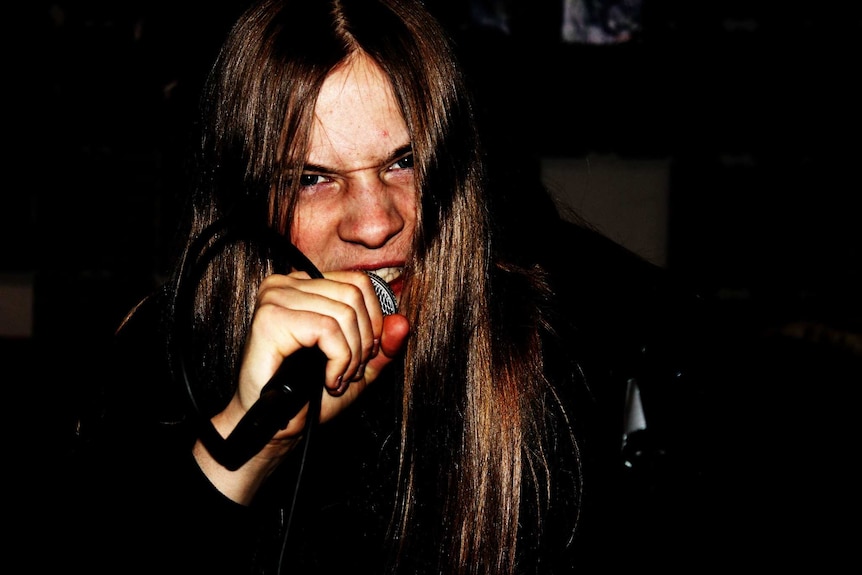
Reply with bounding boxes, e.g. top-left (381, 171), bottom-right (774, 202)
top-left (219, 346), bottom-right (326, 470)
